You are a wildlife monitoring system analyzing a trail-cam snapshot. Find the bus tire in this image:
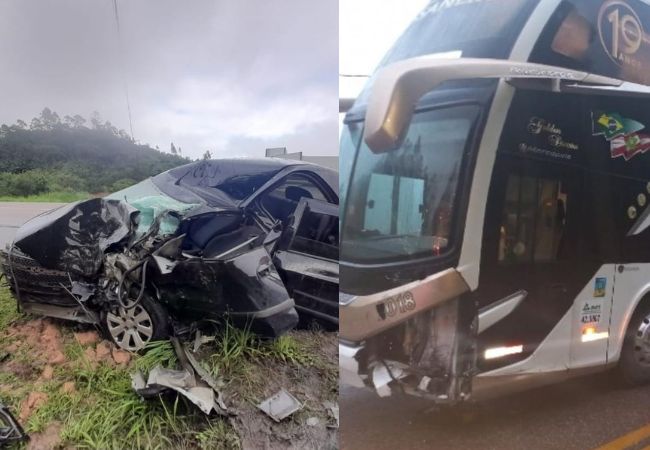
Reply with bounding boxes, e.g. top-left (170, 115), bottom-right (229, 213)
top-left (619, 303), bottom-right (650, 385)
